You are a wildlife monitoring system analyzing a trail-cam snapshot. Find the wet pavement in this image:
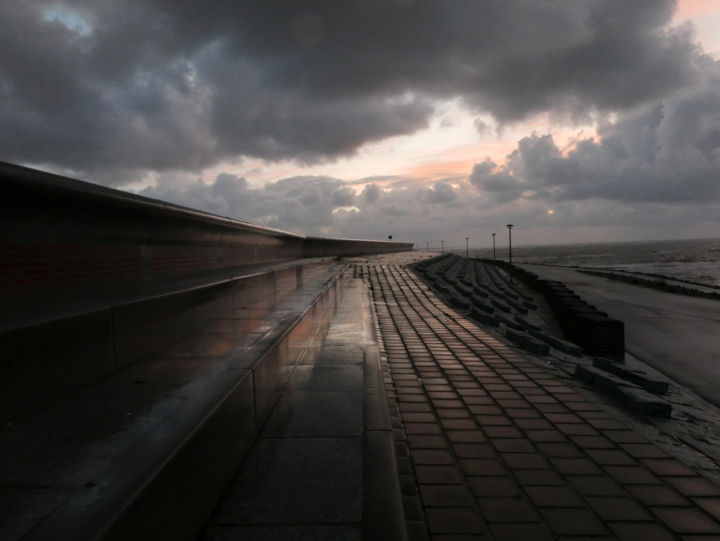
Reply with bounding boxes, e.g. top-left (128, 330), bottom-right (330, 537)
top-left (198, 252), bottom-right (720, 540)
top-left (366, 257), bottom-right (720, 540)
top-left (201, 273), bottom-right (404, 540)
